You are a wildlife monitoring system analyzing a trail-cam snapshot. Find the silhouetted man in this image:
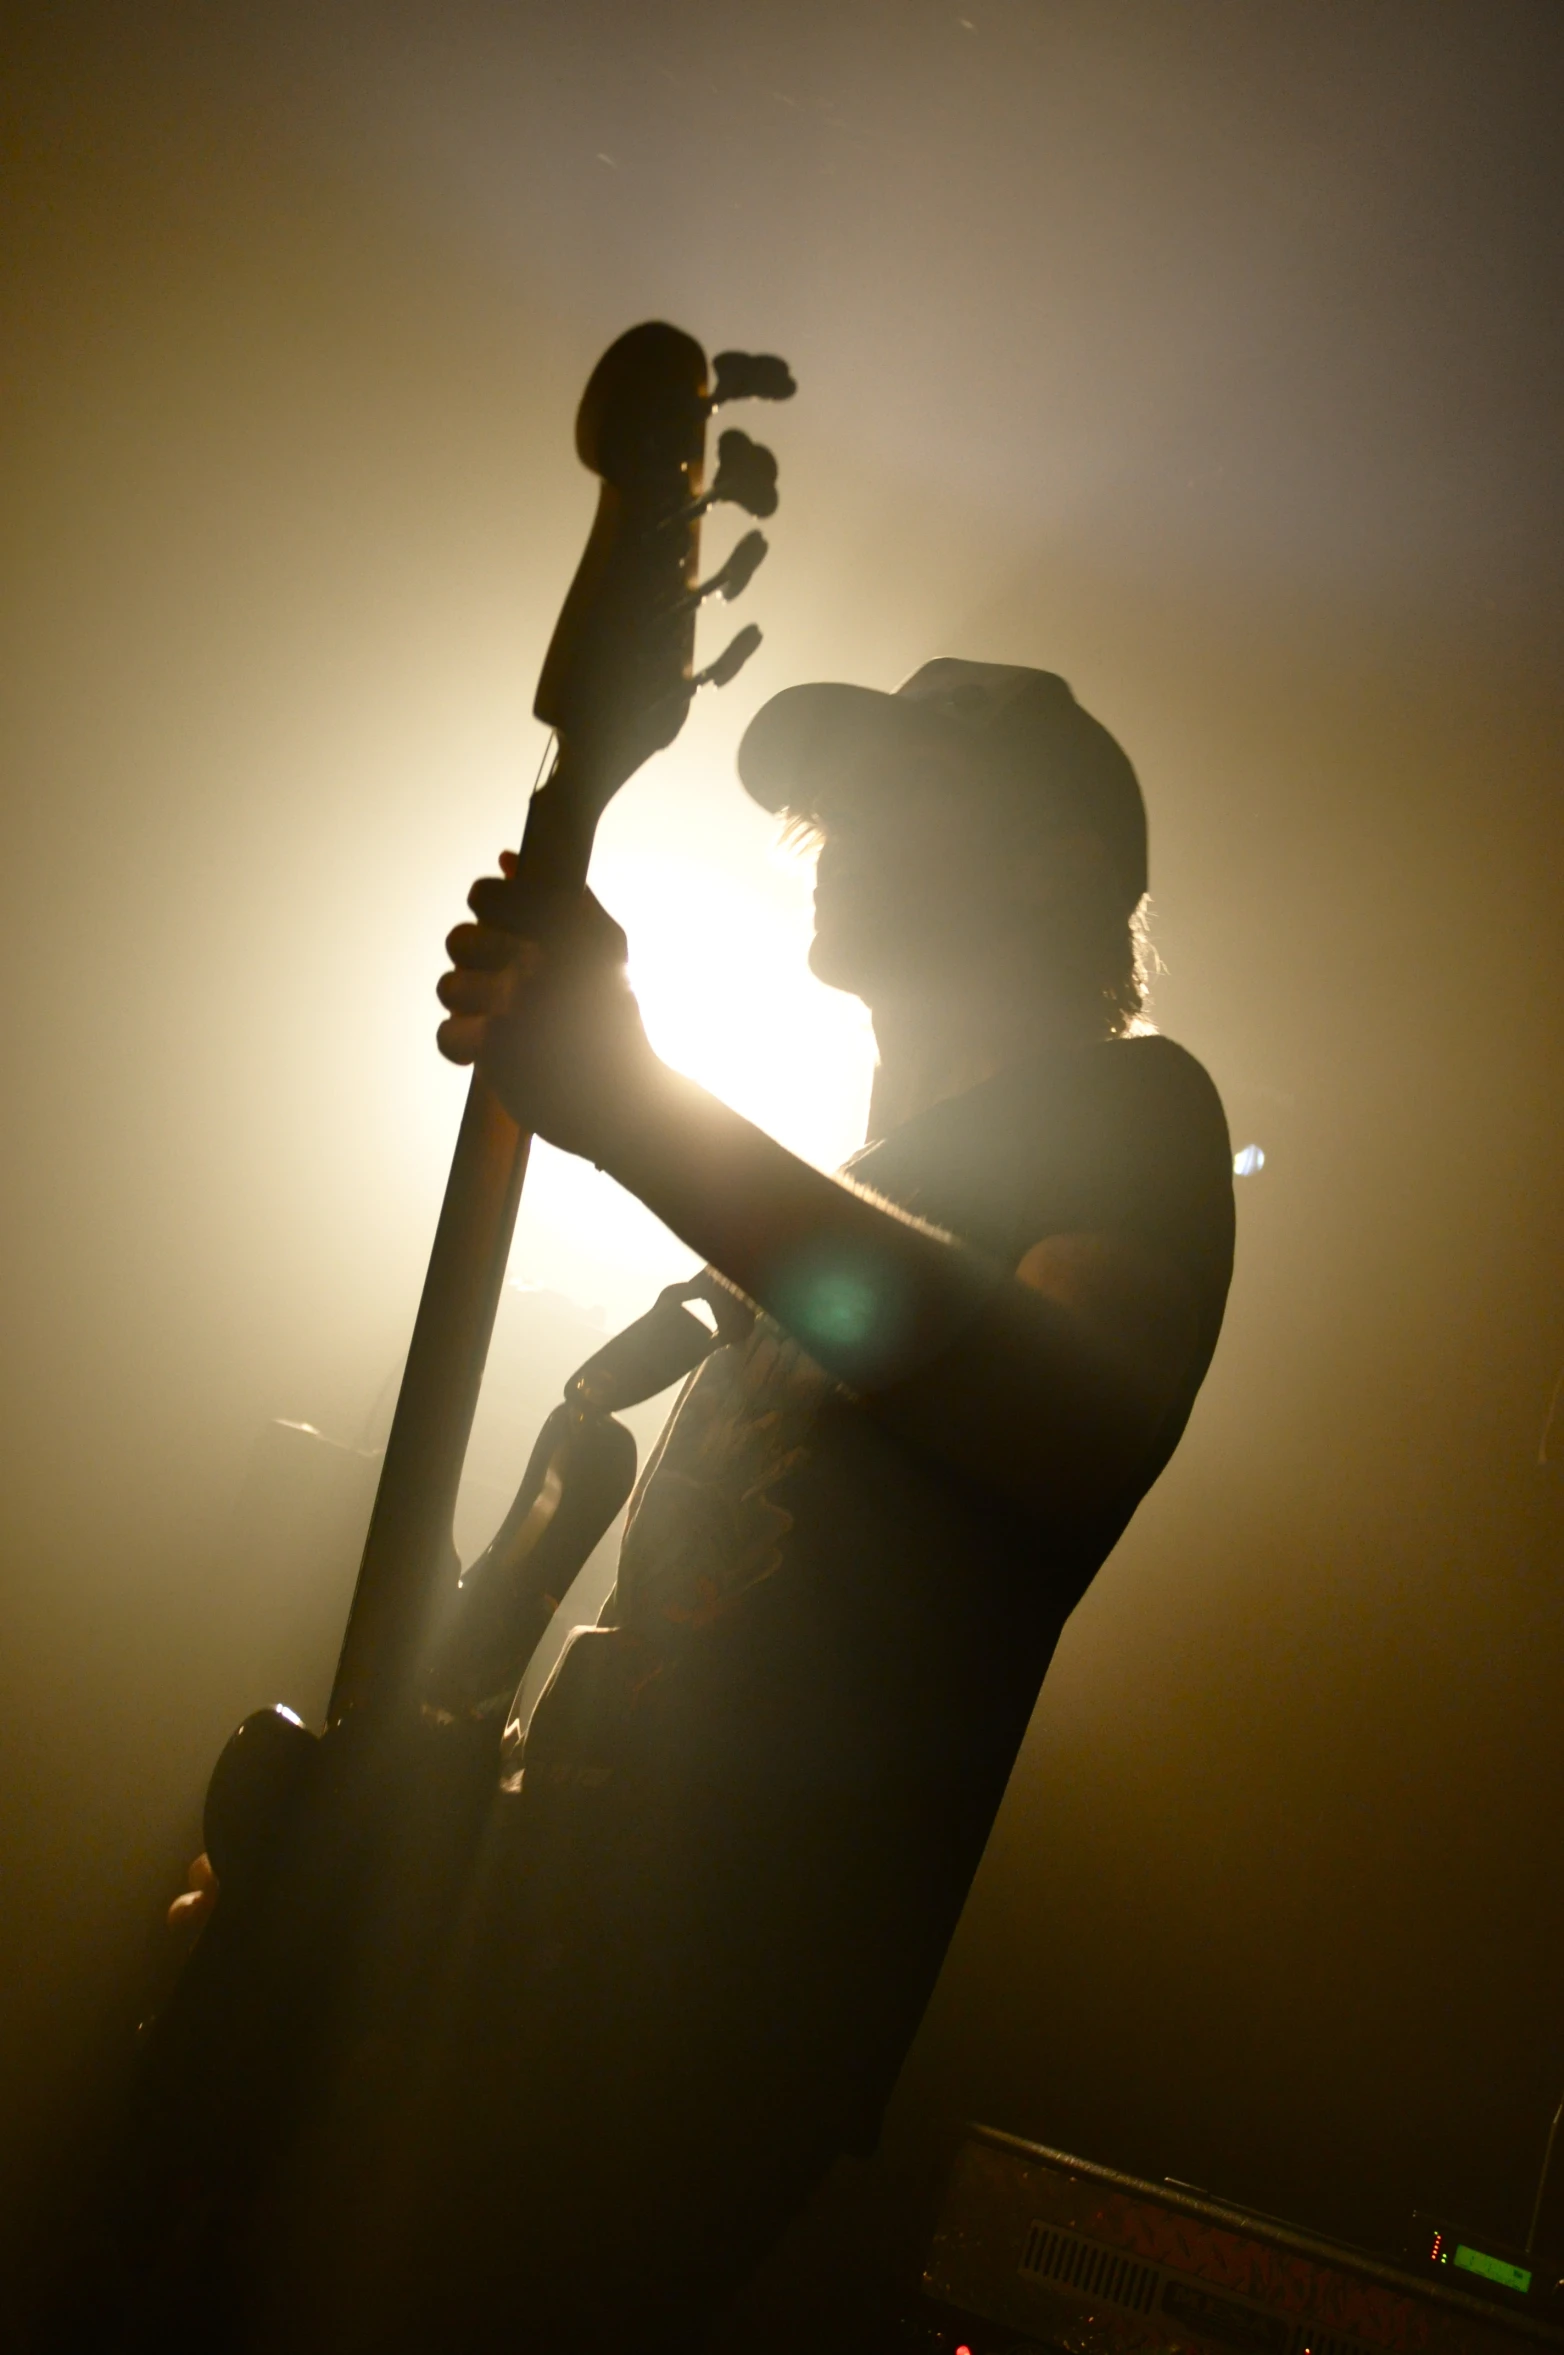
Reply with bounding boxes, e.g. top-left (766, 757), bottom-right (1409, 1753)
top-left (418, 659), bottom-right (1234, 2348)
